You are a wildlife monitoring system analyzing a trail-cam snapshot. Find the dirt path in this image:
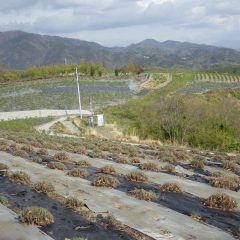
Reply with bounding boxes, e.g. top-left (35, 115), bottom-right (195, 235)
top-left (0, 151), bottom-right (235, 240)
